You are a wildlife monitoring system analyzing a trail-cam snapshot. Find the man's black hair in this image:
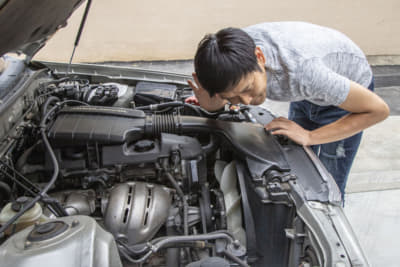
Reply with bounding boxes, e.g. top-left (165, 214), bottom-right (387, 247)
top-left (194, 27), bottom-right (262, 97)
